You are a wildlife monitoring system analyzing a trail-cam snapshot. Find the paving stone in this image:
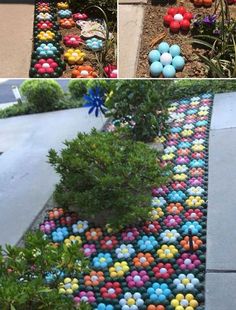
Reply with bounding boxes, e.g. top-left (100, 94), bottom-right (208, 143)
top-left (211, 92), bottom-right (236, 130)
top-left (0, 108), bottom-right (106, 246)
top-left (207, 127), bottom-right (236, 270)
top-left (119, 5), bottom-right (144, 77)
top-left (206, 273), bottom-right (236, 310)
